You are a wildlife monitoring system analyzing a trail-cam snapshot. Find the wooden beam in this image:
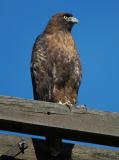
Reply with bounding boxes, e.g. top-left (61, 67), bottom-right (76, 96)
top-left (0, 134), bottom-right (119, 160)
top-left (0, 96), bottom-right (119, 147)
